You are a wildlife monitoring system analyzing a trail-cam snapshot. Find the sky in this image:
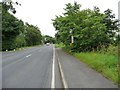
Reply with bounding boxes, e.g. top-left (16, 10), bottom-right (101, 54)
top-left (4, 0), bottom-right (120, 37)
